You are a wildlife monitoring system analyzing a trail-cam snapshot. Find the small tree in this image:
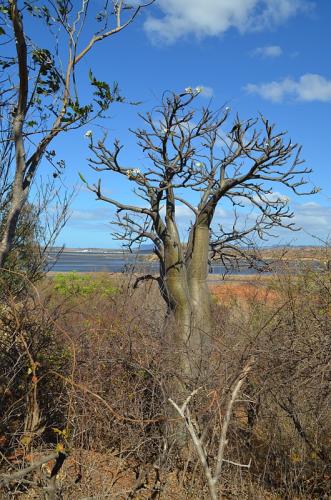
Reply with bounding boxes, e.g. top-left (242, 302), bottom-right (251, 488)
top-left (0, 0), bottom-right (153, 268)
top-left (0, 176), bottom-right (72, 295)
top-left (86, 90), bottom-right (316, 382)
